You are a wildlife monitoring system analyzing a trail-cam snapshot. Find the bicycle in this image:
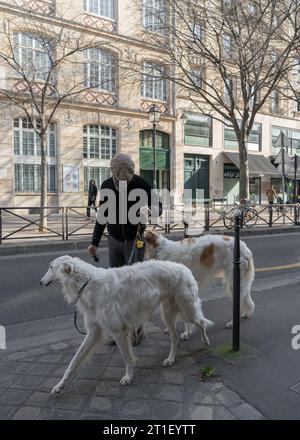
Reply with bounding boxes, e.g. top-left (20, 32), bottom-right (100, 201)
top-left (223, 200), bottom-right (258, 229)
